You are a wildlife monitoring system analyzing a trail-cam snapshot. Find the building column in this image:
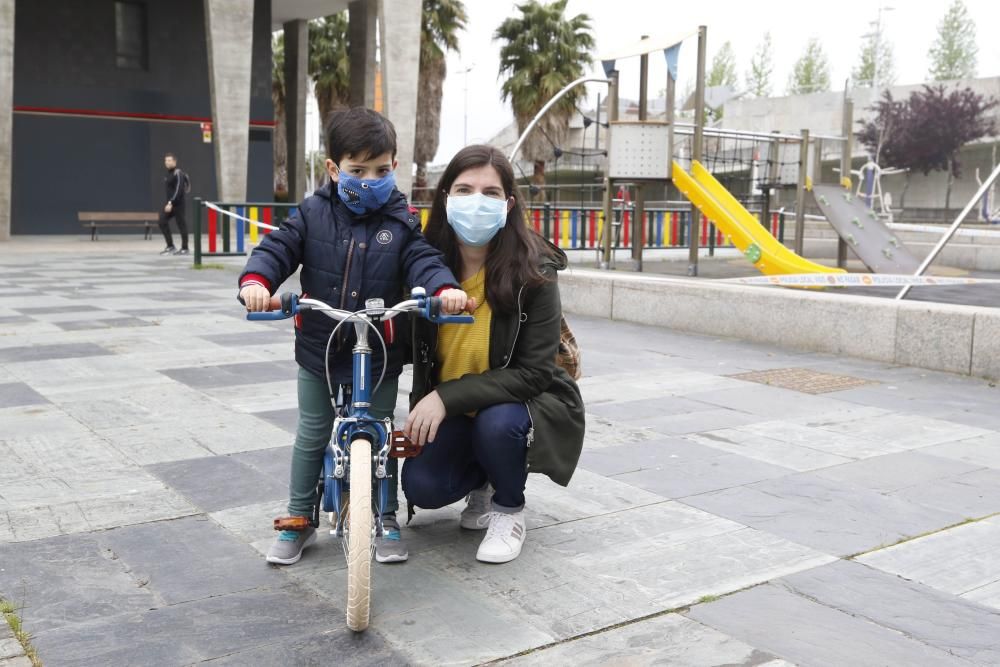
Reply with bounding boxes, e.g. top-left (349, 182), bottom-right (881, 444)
top-left (348, 0), bottom-right (377, 109)
top-left (0, 0), bottom-right (14, 241)
top-left (379, 0), bottom-right (421, 198)
top-left (283, 19), bottom-right (308, 200)
top-left (204, 0), bottom-right (254, 202)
